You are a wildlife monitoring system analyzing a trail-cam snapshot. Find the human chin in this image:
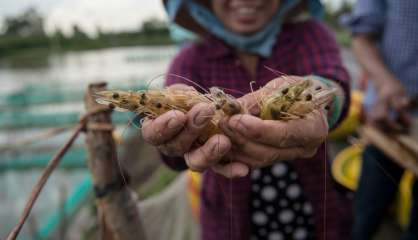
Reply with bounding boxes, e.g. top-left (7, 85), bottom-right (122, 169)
top-left (227, 18), bottom-right (267, 34)
top-left (225, 4), bottom-right (277, 34)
